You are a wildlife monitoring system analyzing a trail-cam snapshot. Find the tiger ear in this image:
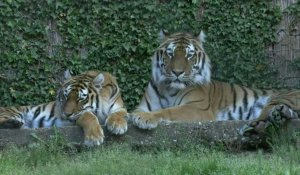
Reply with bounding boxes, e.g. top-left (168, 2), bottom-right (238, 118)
top-left (58, 69), bottom-right (72, 85)
top-left (93, 73), bottom-right (105, 88)
top-left (196, 30), bottom-right (206, 43)
top-left (159, 29), bottom-right (169, 42)
top-left (64, 69), bottom-right (72, 80)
